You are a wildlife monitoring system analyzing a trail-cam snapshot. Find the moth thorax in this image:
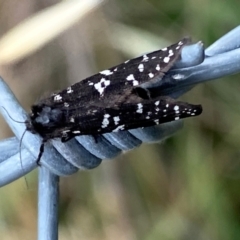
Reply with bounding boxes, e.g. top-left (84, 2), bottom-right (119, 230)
top-left (31, 105), bottom-right (64, 127)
